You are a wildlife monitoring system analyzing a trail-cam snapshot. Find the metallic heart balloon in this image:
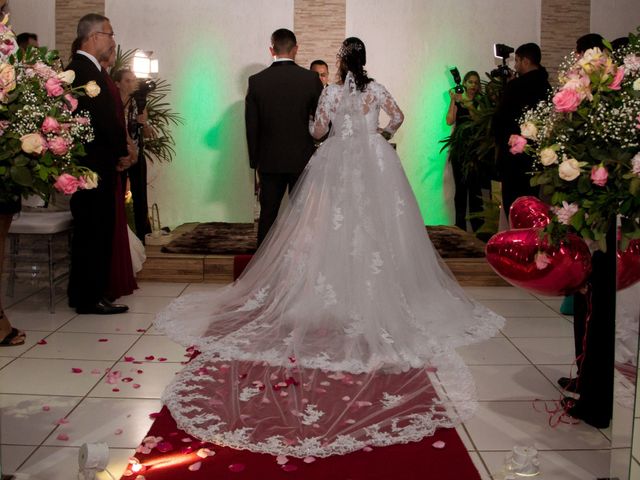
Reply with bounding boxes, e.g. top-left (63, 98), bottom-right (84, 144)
top-left (618, 239), bottom-right (640, 290)
top-left (509, 196), bottom-right (551, 229)
top-left (485, 229), bottom-right (592, 296)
